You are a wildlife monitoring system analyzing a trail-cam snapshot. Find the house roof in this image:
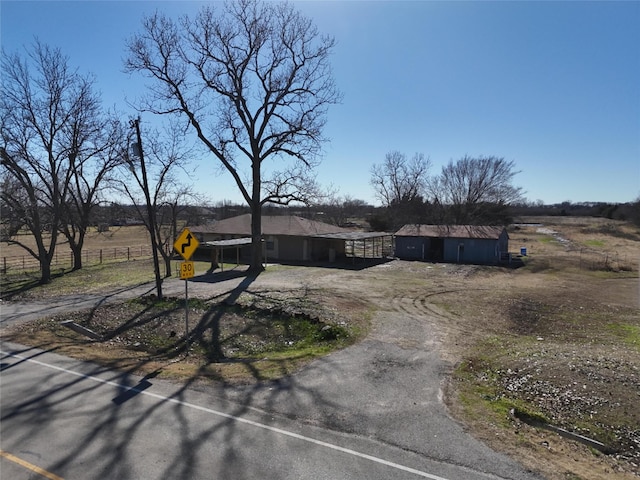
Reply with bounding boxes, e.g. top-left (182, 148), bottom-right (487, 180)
top-left (190, 214), bottom-right (350, 237)
top-left (395, 224), bottom-right (507, 240)
top-left (202, 238), bottom-right (252, 248)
